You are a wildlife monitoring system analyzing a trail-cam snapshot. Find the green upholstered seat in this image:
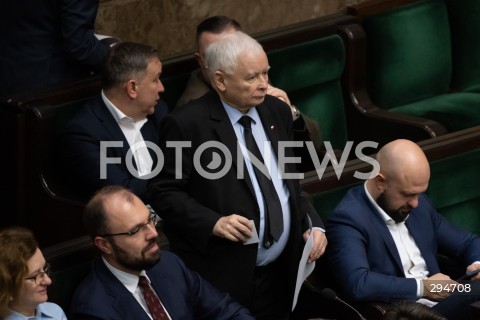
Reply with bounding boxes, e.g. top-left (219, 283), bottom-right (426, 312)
top-left (308, 147), bottom-right (480, 234)
top-left (311, 183), bottom-right (361, 222)
top-left (363, 0), bottom-right (480, 131)
top-left (390, 92), bottom-right (480, 132)
top-left (364, 0), bottom-right (451, 108)
top-left (427, 148), bottom-right (480, 235)
top-left (267, 35), bottom-right (348, 149)
top-left (445, 0), bottom-right (480, 93)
